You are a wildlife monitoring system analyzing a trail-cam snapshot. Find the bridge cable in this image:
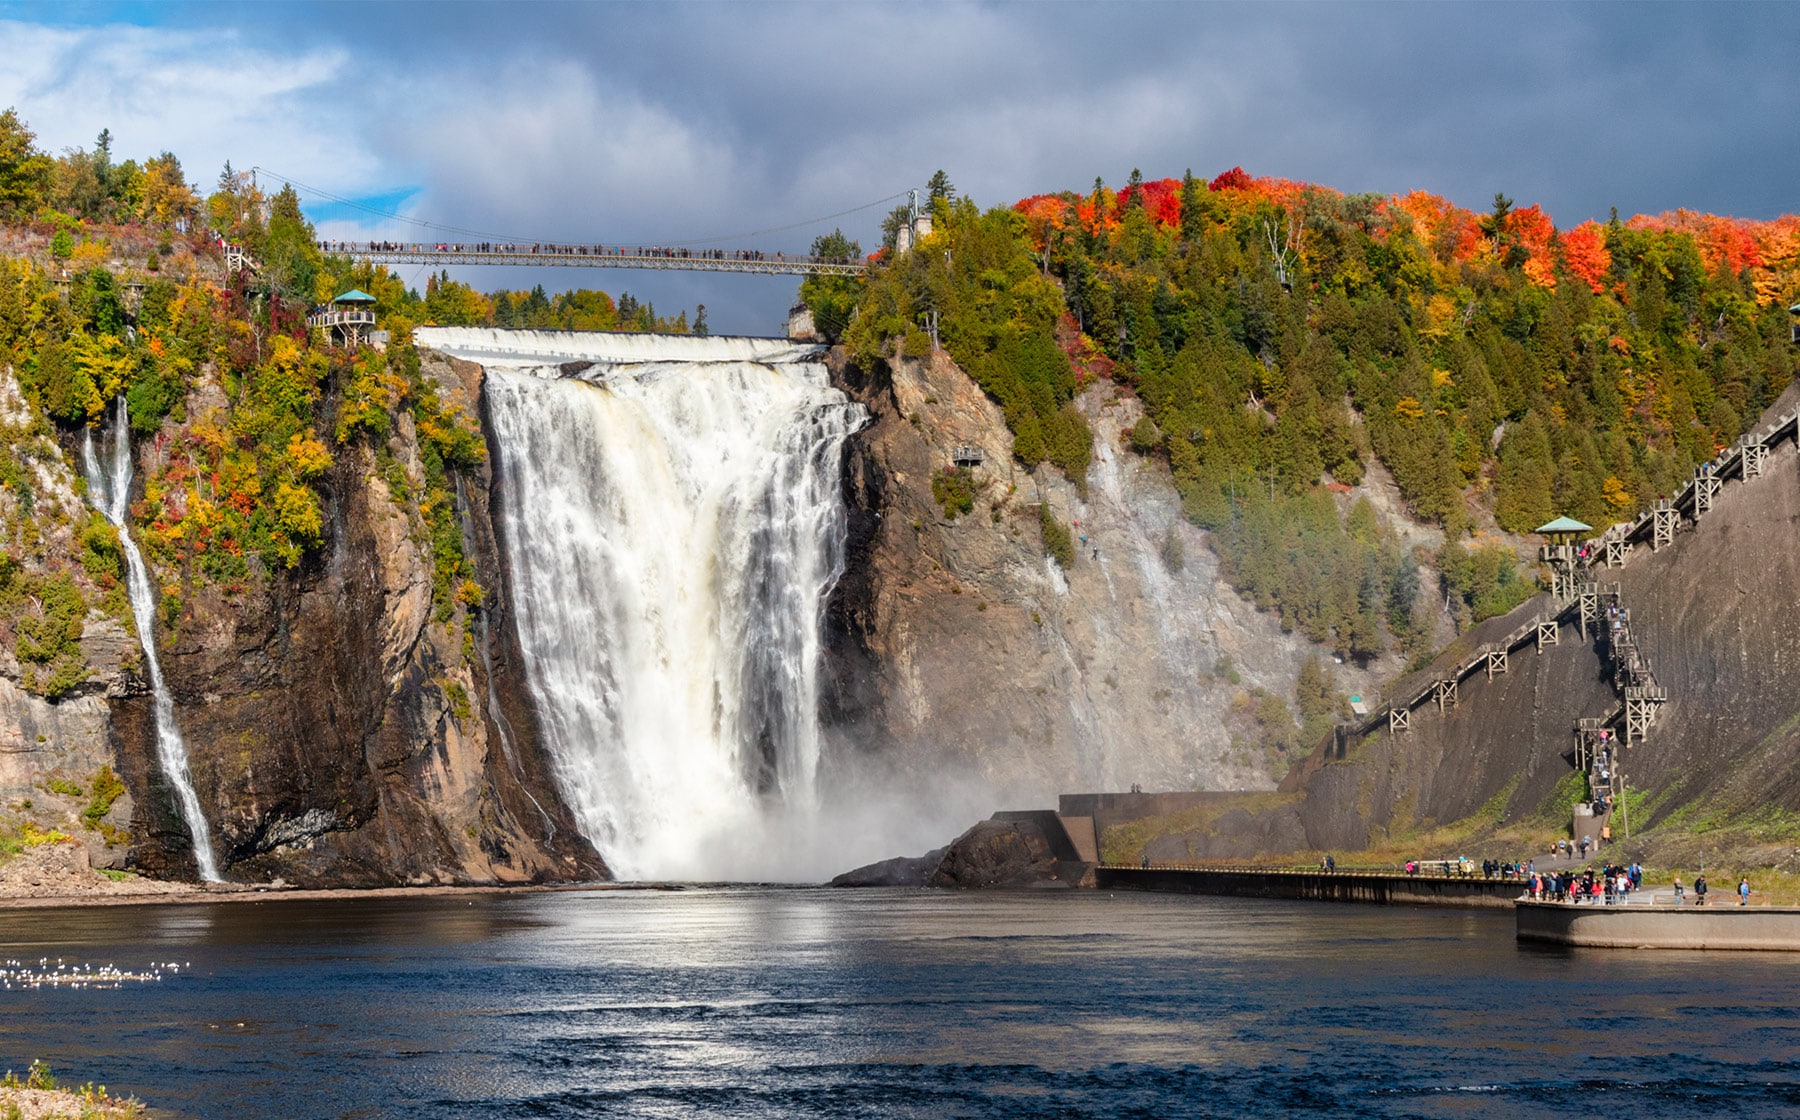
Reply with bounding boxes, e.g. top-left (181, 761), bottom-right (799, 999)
top-left (655, 191), bottom-right (910, 247)
top-left (251, 167), bottom-right (542, 245)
